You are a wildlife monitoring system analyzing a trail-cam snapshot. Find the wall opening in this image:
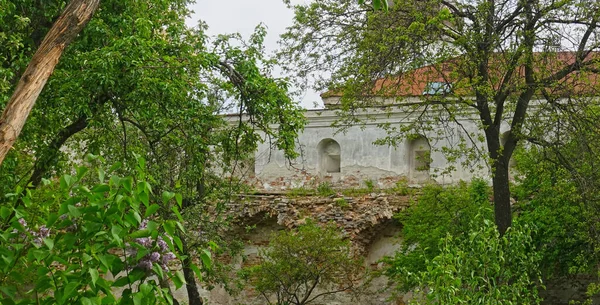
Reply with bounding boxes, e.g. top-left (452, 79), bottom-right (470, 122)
top-left (317, 138), bottom-right (341, 174)
top-left (408, 135), bottom-right (431, 182)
